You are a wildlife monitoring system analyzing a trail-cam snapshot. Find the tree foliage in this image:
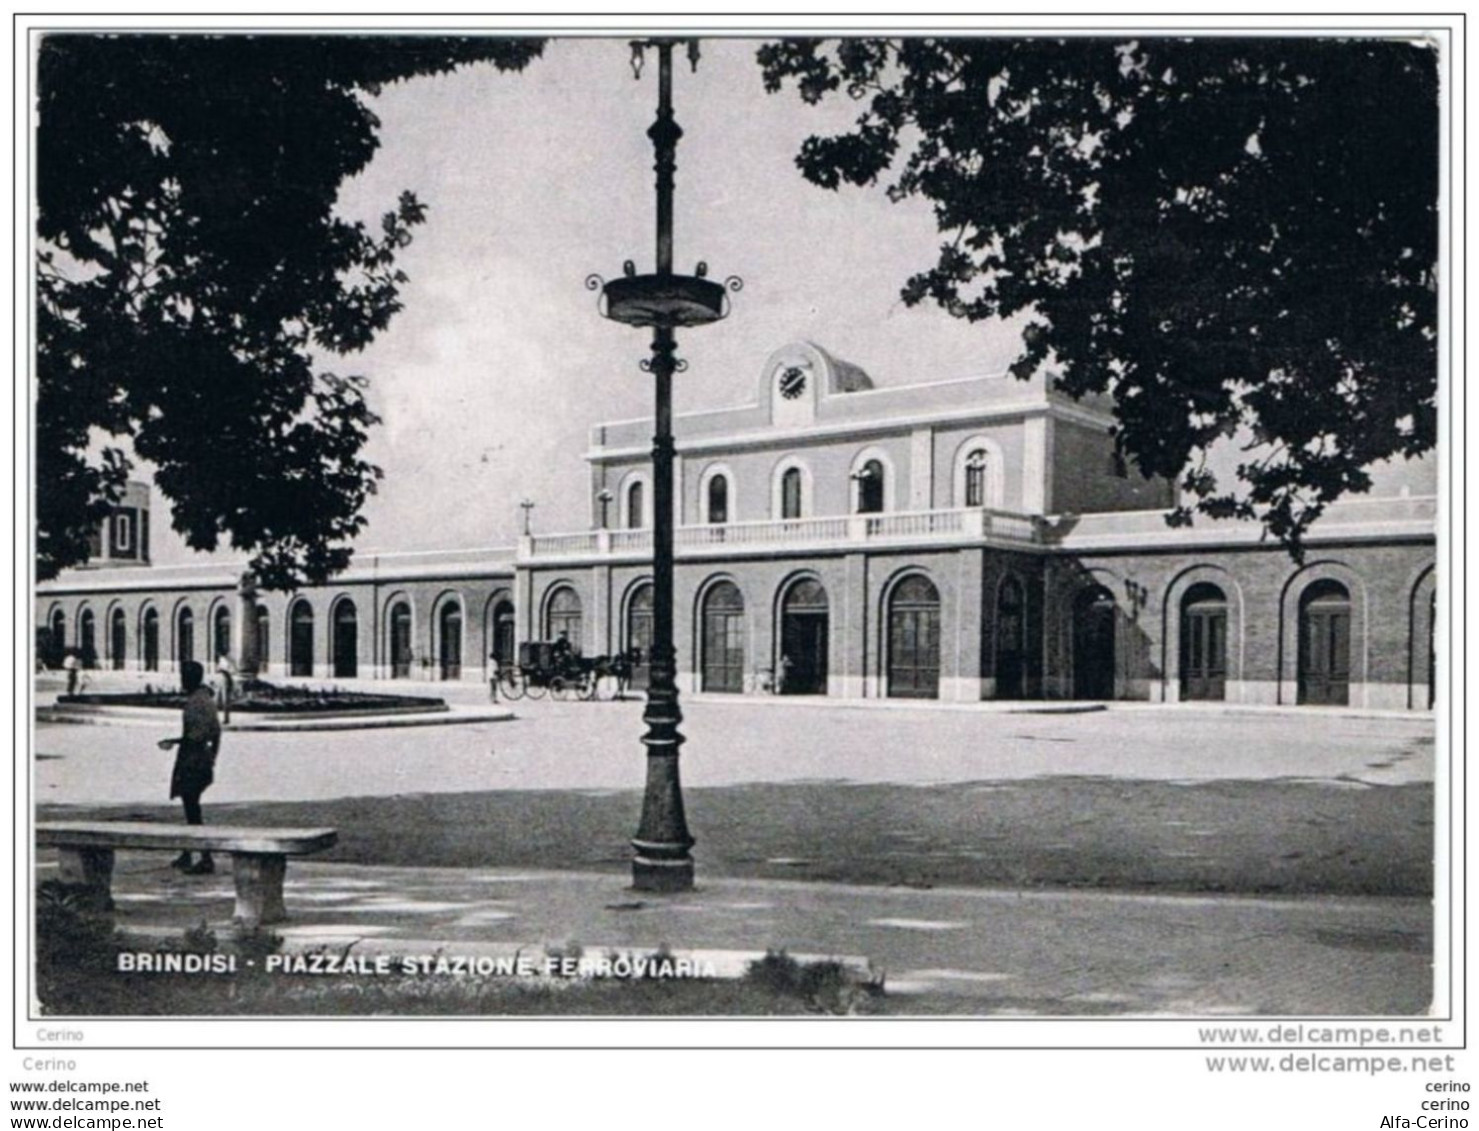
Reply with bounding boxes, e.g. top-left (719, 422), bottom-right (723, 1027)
top-left (759, 37), bottom-right (1438, 551)
top-left (37, 34), bottom-right (543, 587)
